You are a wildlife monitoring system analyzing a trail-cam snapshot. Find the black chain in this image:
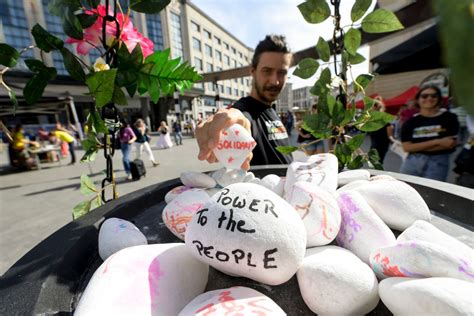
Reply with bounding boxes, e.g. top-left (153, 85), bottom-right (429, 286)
top-left (331, 0), bottom-right (346, 105)
top-left (100, 0), bottom-right (121, 203)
